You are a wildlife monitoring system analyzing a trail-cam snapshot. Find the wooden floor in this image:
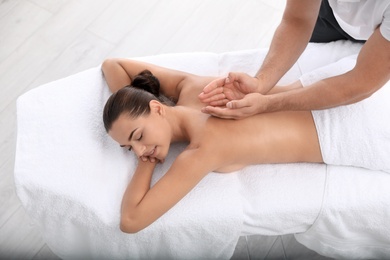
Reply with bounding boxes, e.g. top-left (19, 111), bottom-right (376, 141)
top-left (0, 0), bottom-right (332, 259)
